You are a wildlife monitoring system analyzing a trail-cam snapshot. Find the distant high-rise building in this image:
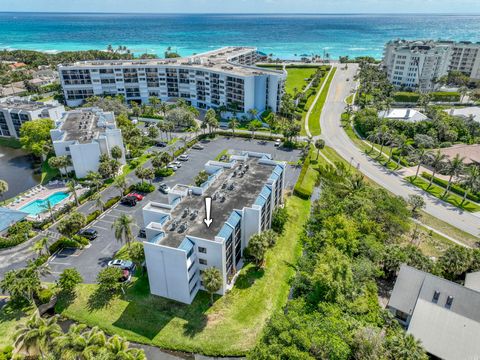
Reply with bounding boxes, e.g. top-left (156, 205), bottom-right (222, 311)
top-left (383, 40), bottom-right (480, 91)
top-left (58, 47), bottom-right (285, 116)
